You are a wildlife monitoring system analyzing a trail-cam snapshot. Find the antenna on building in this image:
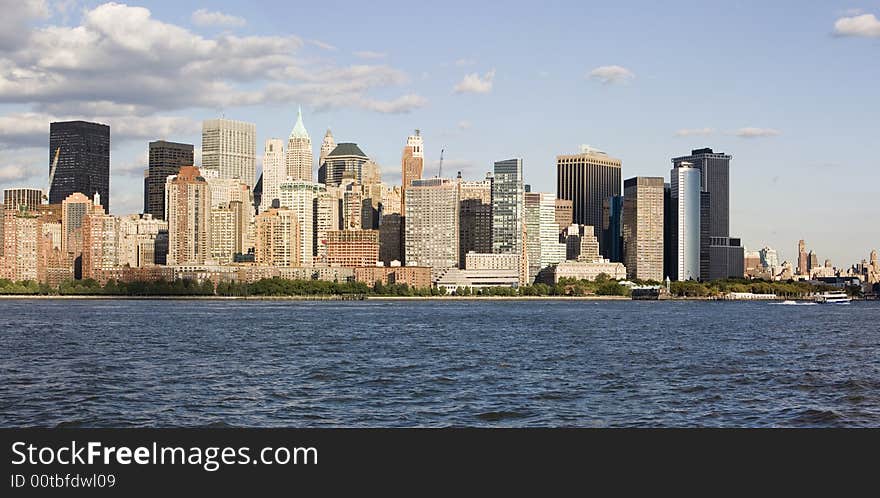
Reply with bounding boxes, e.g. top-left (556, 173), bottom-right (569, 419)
top-left (438, 148), bottom-right (445, 178)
